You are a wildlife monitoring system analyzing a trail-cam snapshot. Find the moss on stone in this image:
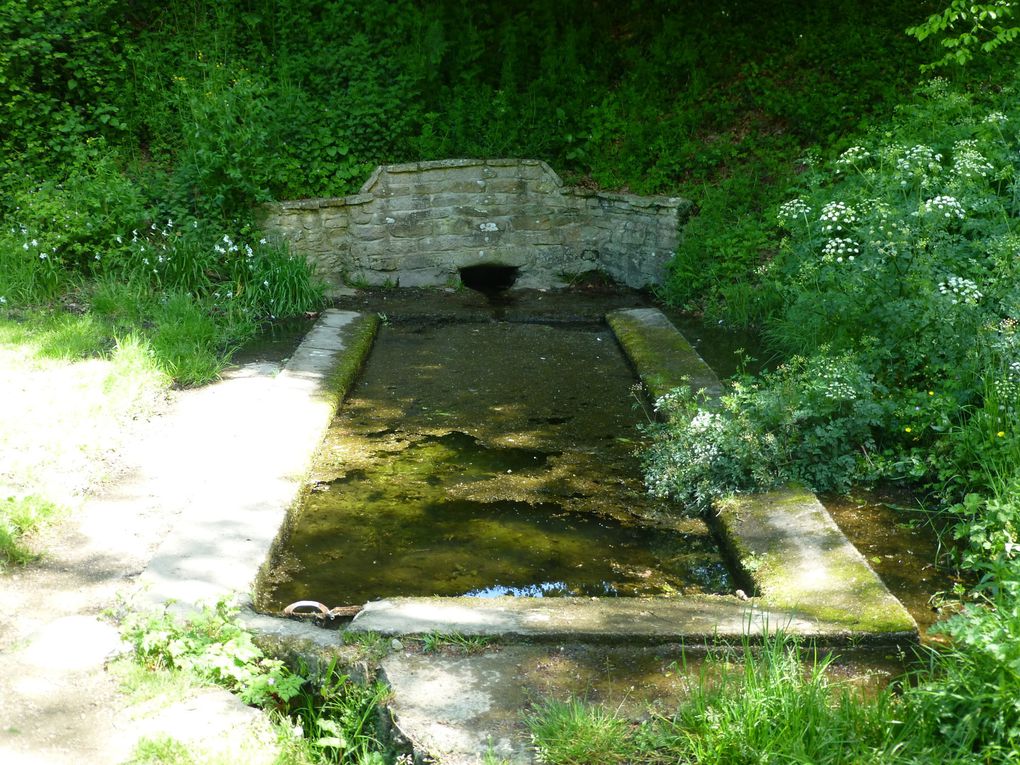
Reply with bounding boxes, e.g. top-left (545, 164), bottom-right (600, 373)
top-left (606, 308), bottom-right (723, 407)
top-left (325, 312), bottom-right (380, 408)
top-left (714, 487), bottom-right (918, 637)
